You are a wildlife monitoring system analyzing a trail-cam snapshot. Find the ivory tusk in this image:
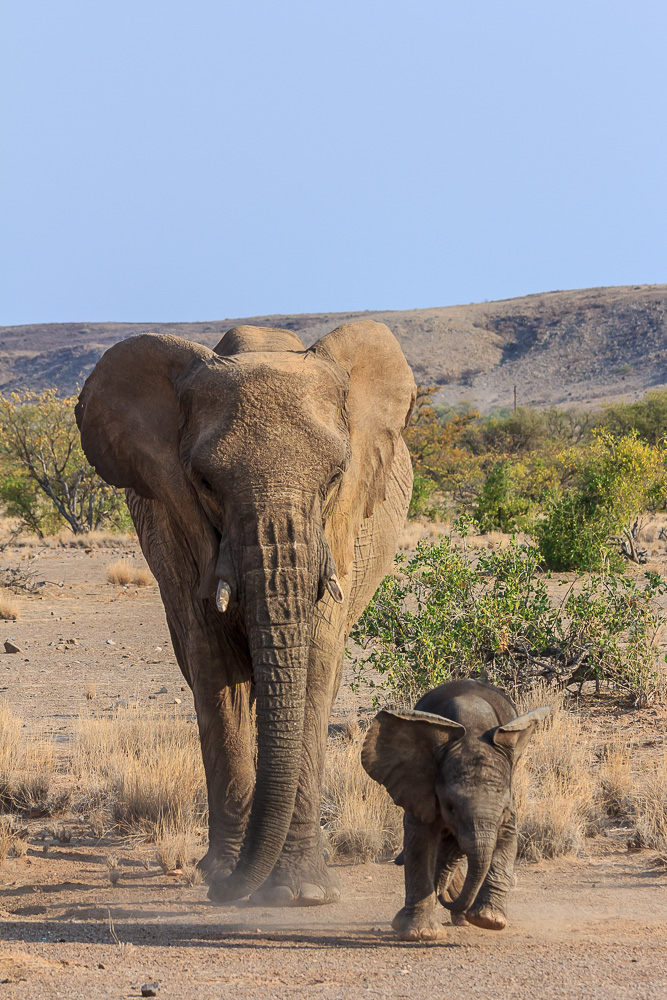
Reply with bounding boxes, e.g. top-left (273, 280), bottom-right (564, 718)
top-left (326, 575), bottom-right (344, 604)
top-left (216, 579), bottom-right (232, 613)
